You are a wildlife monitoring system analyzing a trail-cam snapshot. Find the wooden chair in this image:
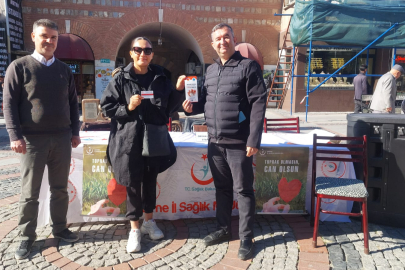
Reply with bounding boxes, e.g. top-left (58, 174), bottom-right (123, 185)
top-left (193, 124), bottom-right (208, 132)
top-left (263, 117), bottom-right (300, 133)
top-left (311, 134), bottom-right (369, 254)
top-left (167, 117), bottom-right (172, 131)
